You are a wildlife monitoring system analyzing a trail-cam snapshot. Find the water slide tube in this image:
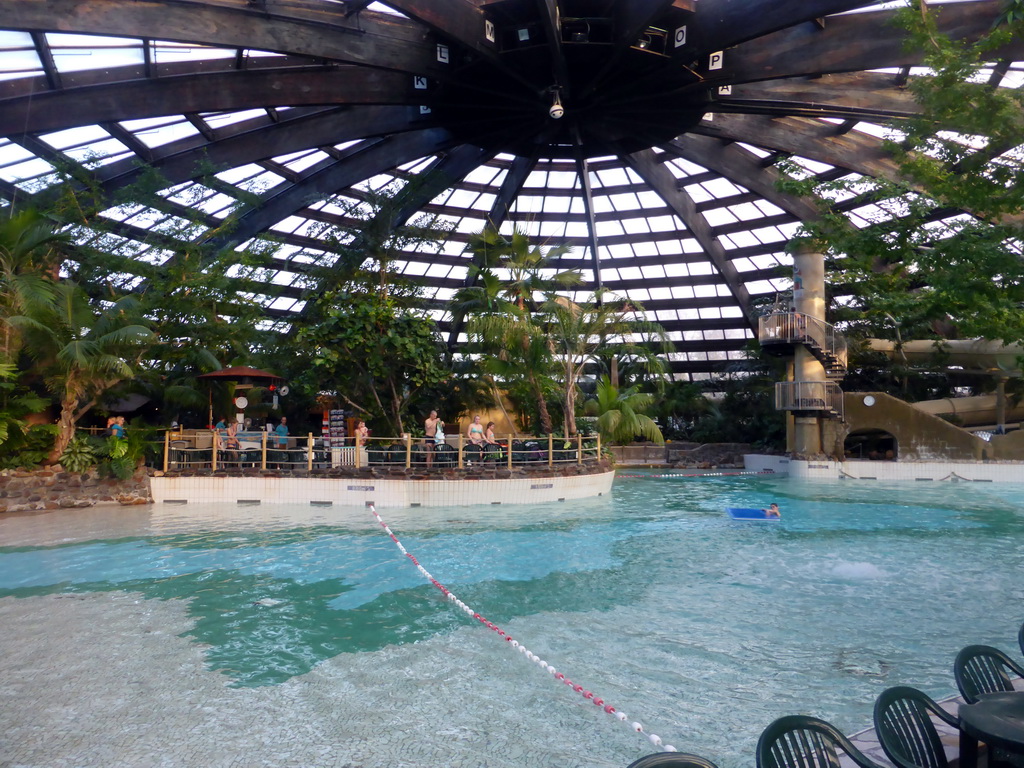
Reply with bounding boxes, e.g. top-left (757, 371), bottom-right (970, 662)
top-left (866, 339), bottom-right (1024, 428)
